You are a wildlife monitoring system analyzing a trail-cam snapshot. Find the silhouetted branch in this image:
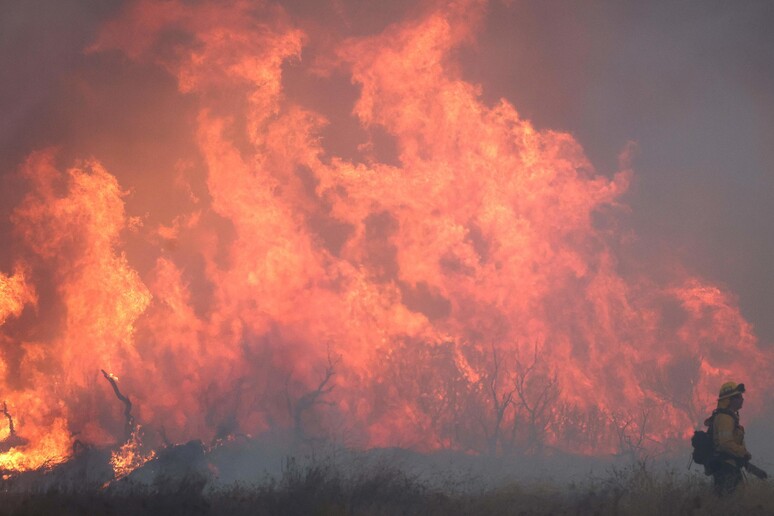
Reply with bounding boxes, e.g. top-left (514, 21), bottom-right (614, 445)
top-left (101, 369), bottom-right (135, 442)
top-left (484, 344), bottom-right (516, 455)
top-left (290, 348), bottom-right (340, 444)
top-left (0, 402), bottom-right (28, 453)
top-left (513, 342), bottom-right (560, 453)
top-left (2, 402), bottom-right (15, 437)
top-left (611, 408), bottom-right (651, 462)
